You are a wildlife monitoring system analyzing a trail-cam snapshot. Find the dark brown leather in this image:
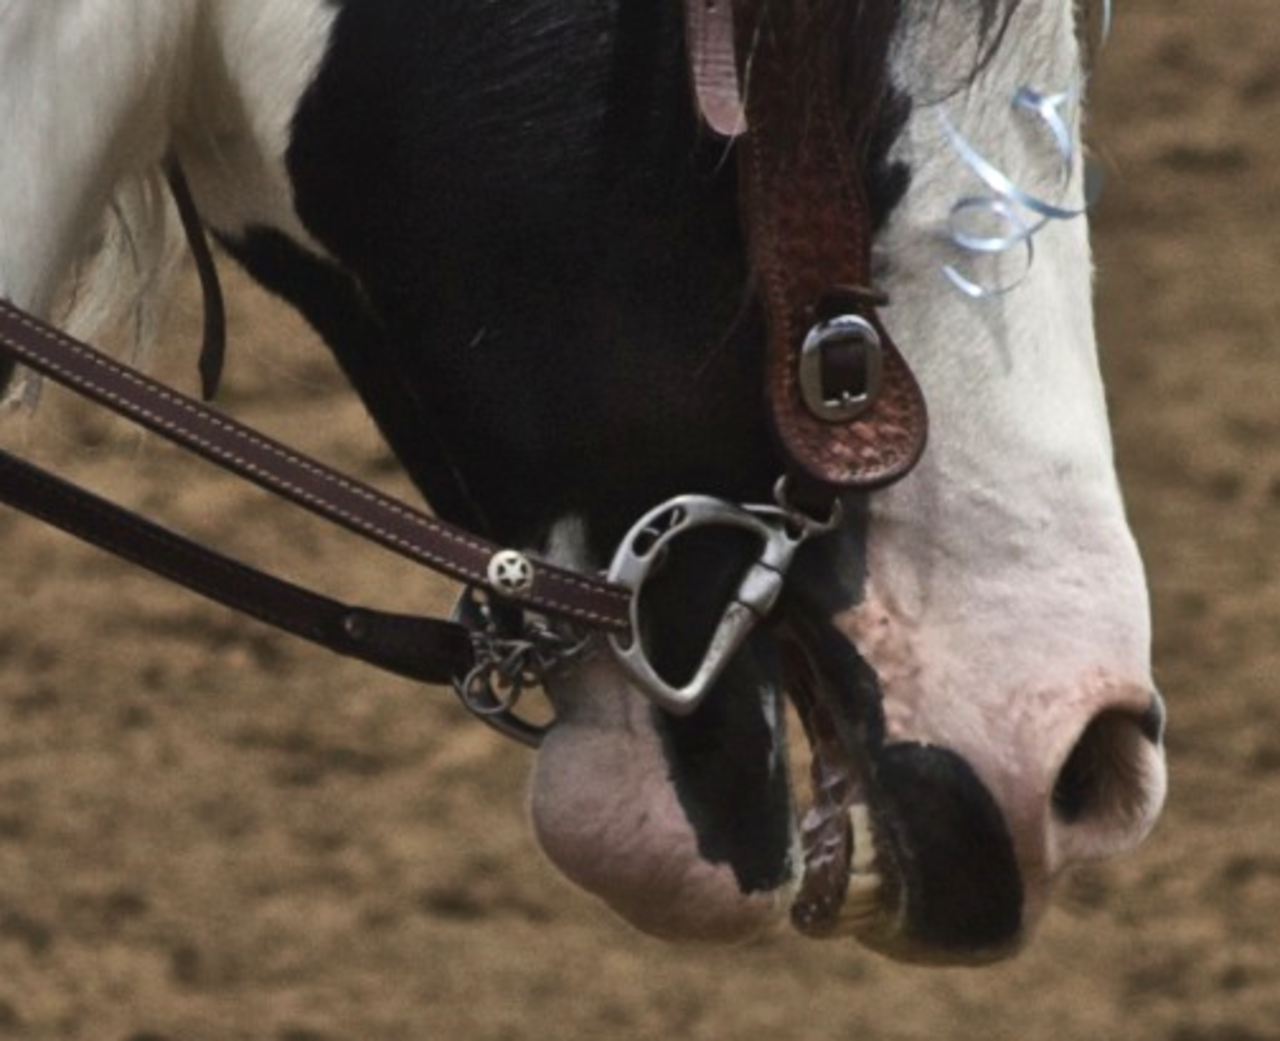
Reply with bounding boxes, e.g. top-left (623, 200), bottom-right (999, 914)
top-left (0, 446), bottom-right (475, 684)
top-left (166, 159), bottom-right (226, 402)
top-left (736, 0), bottom-right (928, 491)
top-left (0, 300), bottom-right (632, 632)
